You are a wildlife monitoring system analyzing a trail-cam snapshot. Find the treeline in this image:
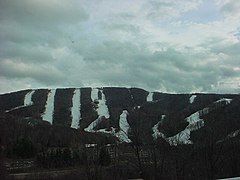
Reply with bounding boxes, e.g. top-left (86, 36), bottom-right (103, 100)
top-left (2, 133), bottom-right (240, 179)
top-left (36, 147), bottom-right (111, 169)
top-left (5, 137), bottom-right (35, 158)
